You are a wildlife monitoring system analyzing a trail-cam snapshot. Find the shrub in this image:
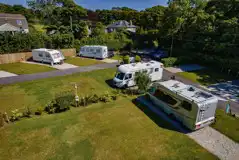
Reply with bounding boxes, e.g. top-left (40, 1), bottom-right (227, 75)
top-left (54, 92), bottom-right (74, 112)
top-left (10, 109), bottom-right (23, 122)
top-left (45, 92), bottom-right (74, 114)
top-left (161, 57), bottom-right (178, 67)
top-left (135, 55), bottom-right (141, 62)
top-left (123, 55), bottom-right (130, 64)
top-left (134, 71), bottom-right (151, 93)
top-left (35, 107), bottom-right (44, 115)
top-left (23, 107), bottom-right (32, 118)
